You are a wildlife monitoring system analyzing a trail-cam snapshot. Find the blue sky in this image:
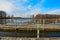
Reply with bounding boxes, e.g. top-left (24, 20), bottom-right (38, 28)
top-left (0, 0), bottom-right (60, 17)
